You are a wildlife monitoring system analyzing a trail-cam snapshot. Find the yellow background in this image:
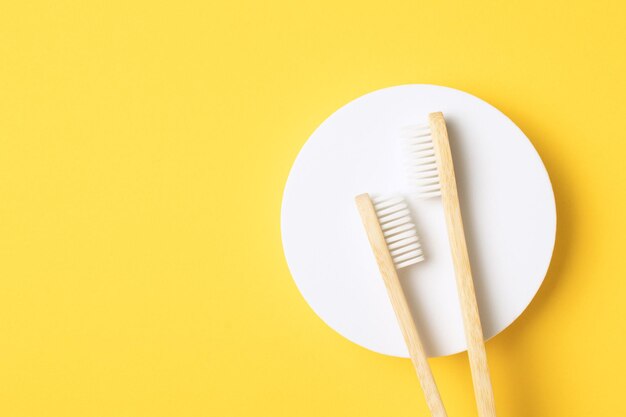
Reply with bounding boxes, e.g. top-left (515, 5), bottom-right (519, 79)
top-left (1, 0), bottom-right (625, 416)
